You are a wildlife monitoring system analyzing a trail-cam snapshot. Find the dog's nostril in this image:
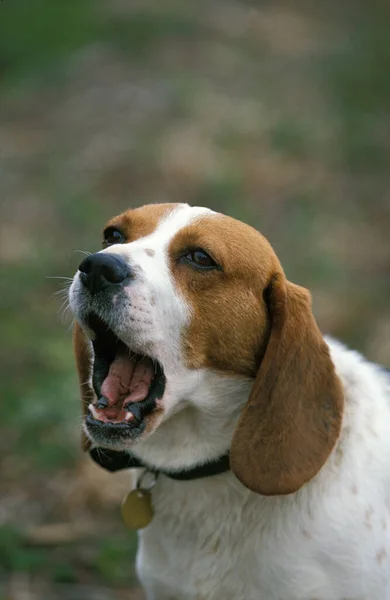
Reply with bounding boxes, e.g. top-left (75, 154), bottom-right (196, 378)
top-left (78, 253), bottom-right (131, 294)
top-left (79, 256), bottom-right (93, 275)
top-left (101, 262), bottom-right (128, 284)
